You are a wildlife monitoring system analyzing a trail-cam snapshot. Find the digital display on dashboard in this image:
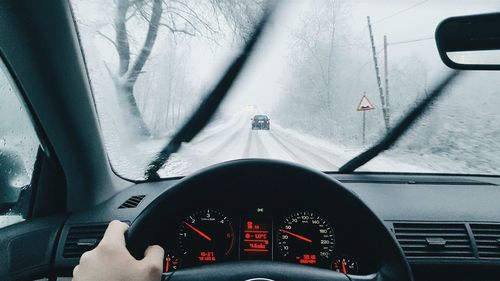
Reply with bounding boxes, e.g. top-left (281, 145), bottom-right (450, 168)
top-left (168, 208), bottom-right (366, 275)
top-left (240, 216), bottom-right (272, 260)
